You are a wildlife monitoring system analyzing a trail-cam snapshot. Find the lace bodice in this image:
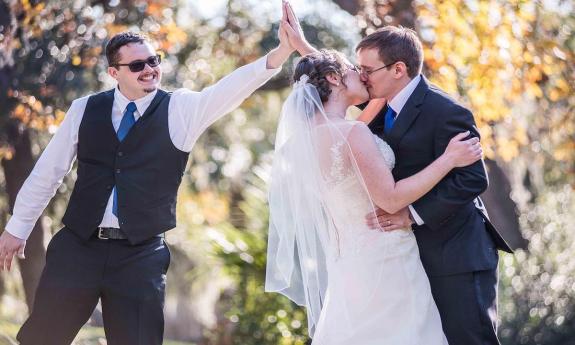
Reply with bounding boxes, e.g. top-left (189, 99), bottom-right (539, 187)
top-left (322, 133), bottom-right (409, 258)
top-left (327, 134), bottom-right (395, 185)
top-left (373, 135), bottom-right (395, 170)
